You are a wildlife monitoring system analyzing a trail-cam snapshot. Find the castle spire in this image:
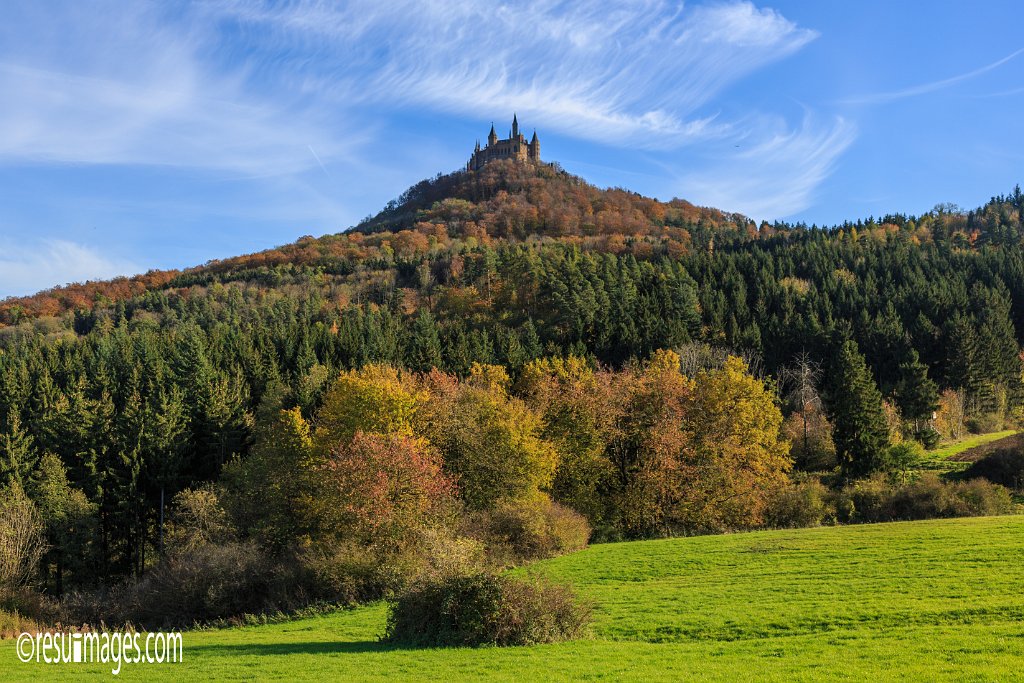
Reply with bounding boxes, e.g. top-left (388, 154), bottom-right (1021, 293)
top-left (512, 113), bottom-right (519, 138)
top-left (488, 122), bottom-right (497, 147)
